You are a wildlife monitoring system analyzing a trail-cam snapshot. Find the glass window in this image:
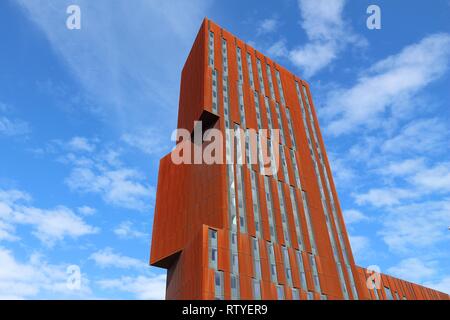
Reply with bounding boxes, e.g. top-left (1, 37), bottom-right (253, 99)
top-left (282, 246), bottom-right (293, 287)
top-left (253, 279), bottom-right (261, 300)
top-left (292, 288), bottom-right (300, 300)
top-left (307, 291), bottom-right (314, 300)
top-left (230, 274), bottom-right (240, 300)
top-left (264, 176), bottom-right (277, 242)
top-left (214, 271), bottom-right (224, 299)
top-left (250, 170), bottom-right (262, 238)
top-left (246, 52), bottom-right (255, 89)
top-left (256, 59), bottom-right (265, 95)
top-left (267, 242), bottom-right (277, 283)
top-left (252, 237), bottom-right (262, 280)
top-left (384, 286), bottom-right (394, 300)
top-left (276, 285), bottom-right (284, 300)
top-left (208, 229), bottom-right (218, 269)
